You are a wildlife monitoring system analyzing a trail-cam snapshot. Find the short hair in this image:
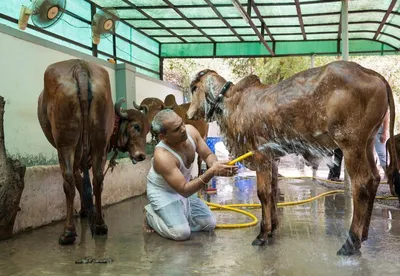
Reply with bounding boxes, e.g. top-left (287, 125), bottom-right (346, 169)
top-left (151, 109), bottom-right (176, 135)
